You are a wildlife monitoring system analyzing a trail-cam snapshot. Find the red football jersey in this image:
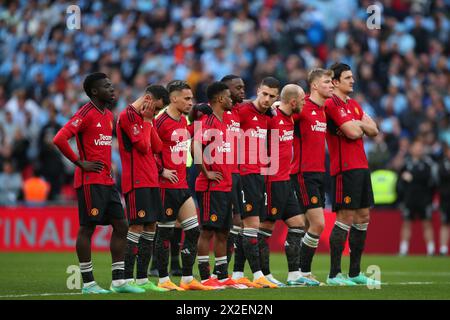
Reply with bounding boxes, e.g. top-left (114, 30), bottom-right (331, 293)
top-left (224, 108), bottom-right (241, 174)
top-left (155, 111), bottom-right (190, 189)
top-left (117, 105), bottom-right (160, 194)
top-left (195, 113), bottom-right (233, 192)
top-left (61, 102), bottom-right (115, 188)
top-left (325, 94), bottom-right (368, 176)
top-left (236, 102), bottom-right (269, 176)
top-left (290, 131), bottom-right (300, 175)
top-left (293, 96), bottom-right (327, 173)
top-left (267, 108), bottom-right (294, 182)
